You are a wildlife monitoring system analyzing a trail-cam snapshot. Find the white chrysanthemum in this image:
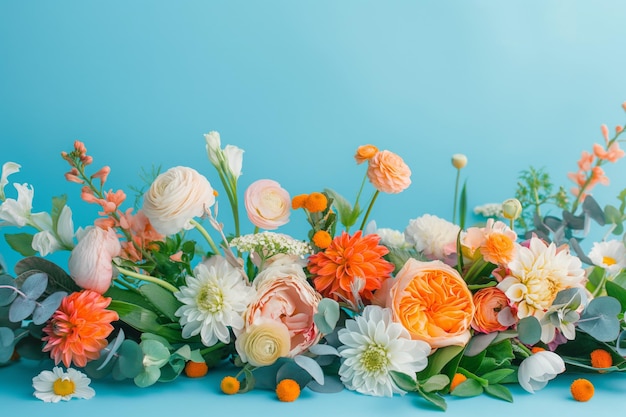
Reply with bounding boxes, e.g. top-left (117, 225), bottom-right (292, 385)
top-left (338, 305), bottom-right (431, 397)
top-left (32, 367), bottom-right (95, 403)
top-left (588, 240), bottom-right (626, 276)
top-left (498, 237), bottom-right (585, 319)
top-left (175, 257), bottom-right (255, 346)
top-left (404, 214), bottom-right (459, 260)
top-left (376, 227), bottom-right (410, 249)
